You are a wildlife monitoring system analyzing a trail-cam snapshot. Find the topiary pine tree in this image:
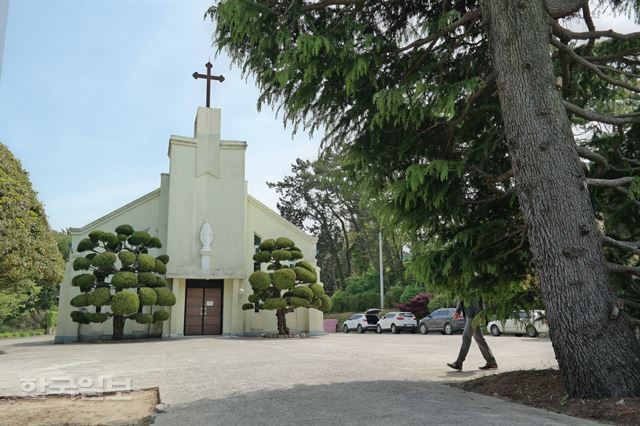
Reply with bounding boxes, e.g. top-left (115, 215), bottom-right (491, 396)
top-left (244, 236), bottom-right (332, 335)
top-left (70, 224), bottom-right (175, 340)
